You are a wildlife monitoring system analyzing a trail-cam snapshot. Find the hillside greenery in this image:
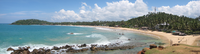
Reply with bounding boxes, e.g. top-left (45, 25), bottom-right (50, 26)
top-left (11, 12), bottom-right (200, 35)
top-left (11, 19), bottom-right (51, 25)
